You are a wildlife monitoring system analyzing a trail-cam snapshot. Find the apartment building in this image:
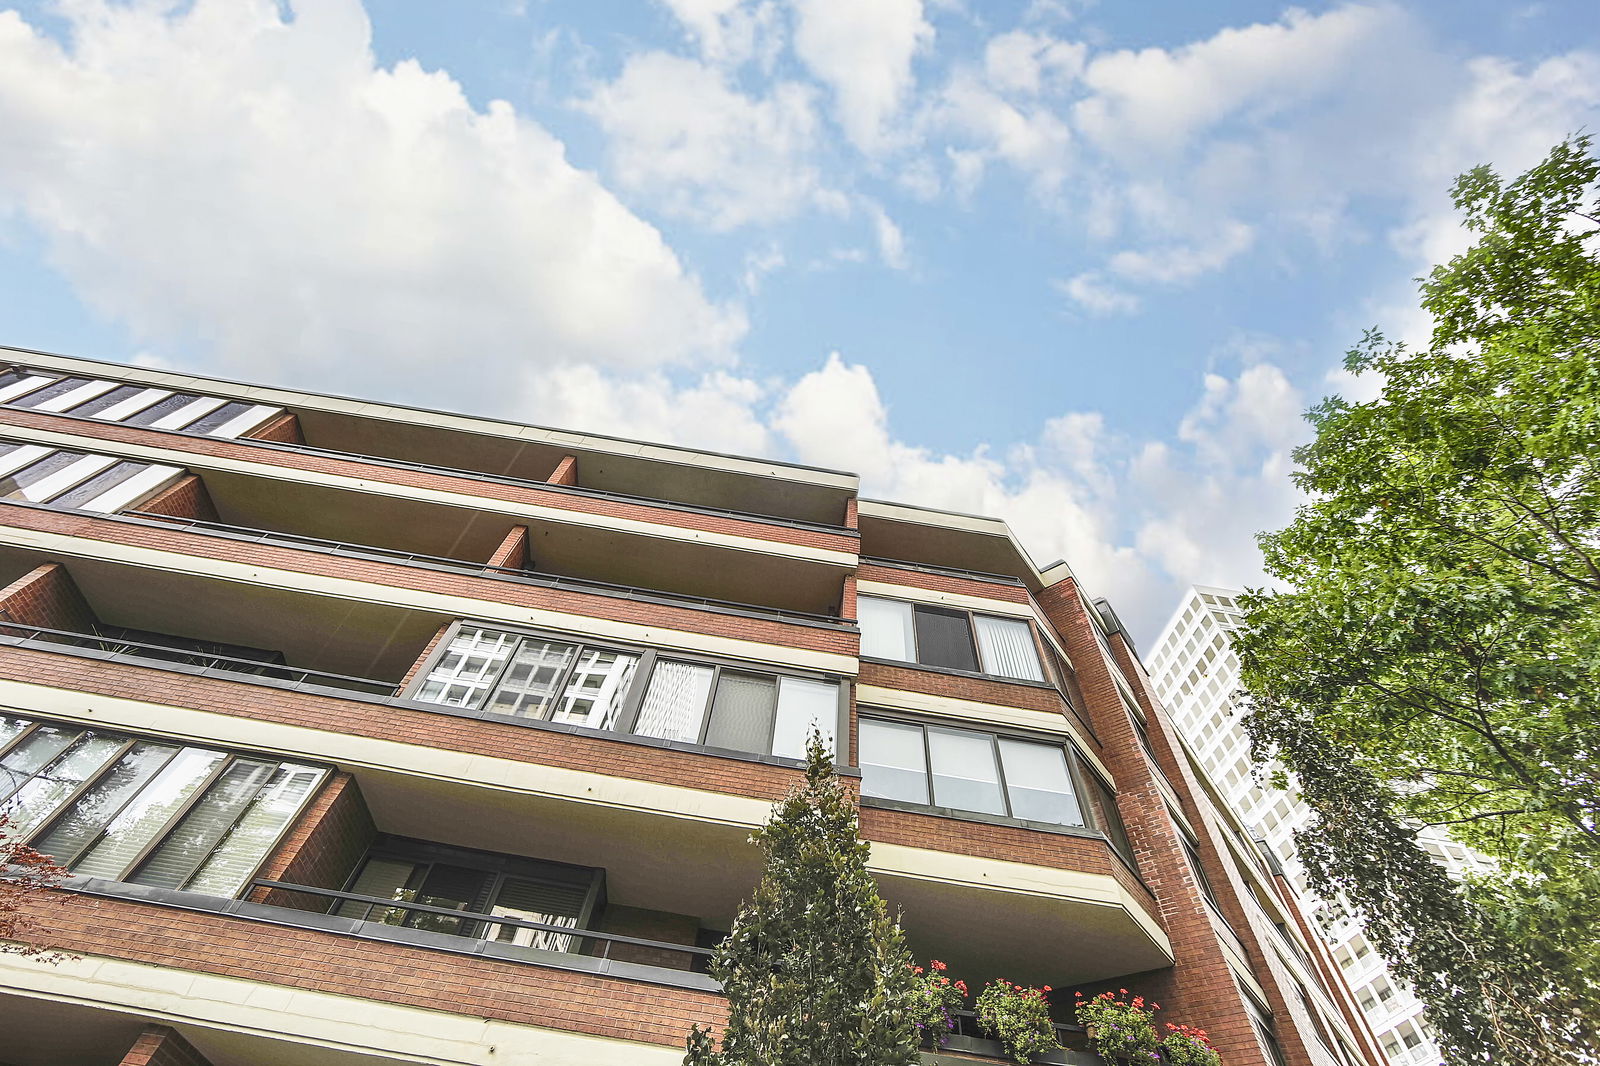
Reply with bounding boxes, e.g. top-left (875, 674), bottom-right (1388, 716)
top-left (1147, 586), bottom-right (1494, 1066)
top-left (0, 347), bottom-right (1383, 1066)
